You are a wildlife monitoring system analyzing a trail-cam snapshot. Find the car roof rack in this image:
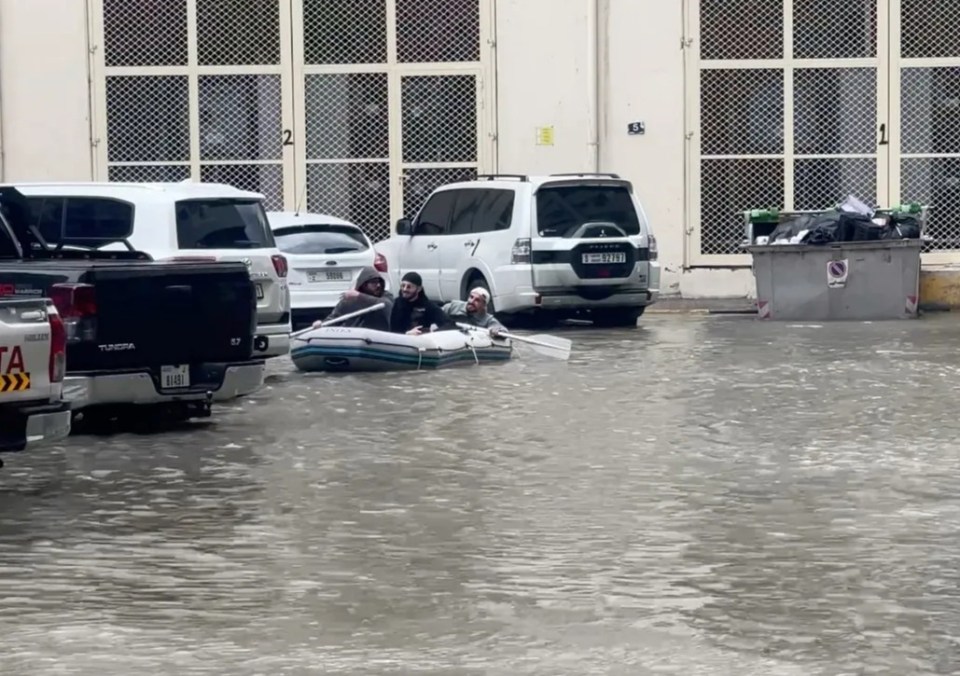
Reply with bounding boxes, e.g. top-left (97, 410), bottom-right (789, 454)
top-left (476, 174), bottom-right (529, 182)
top-left (549, 172), bottom-right (622, 179)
